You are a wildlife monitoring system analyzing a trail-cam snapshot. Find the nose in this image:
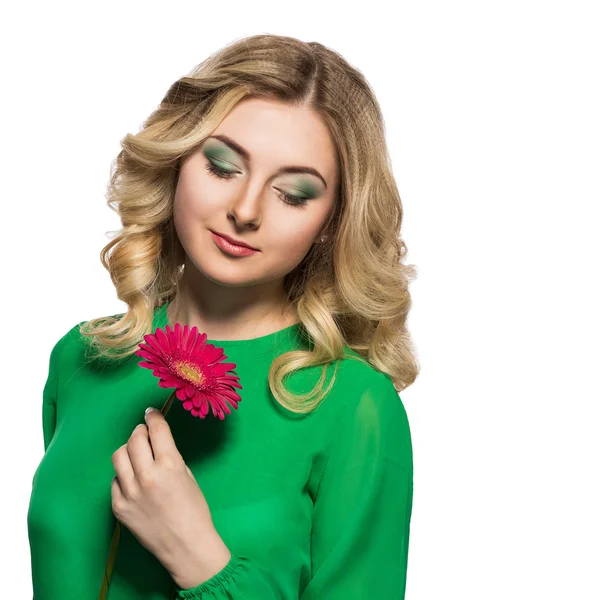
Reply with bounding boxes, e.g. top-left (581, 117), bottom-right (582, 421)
top-left (227, 182), bottom-right (264, 229)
